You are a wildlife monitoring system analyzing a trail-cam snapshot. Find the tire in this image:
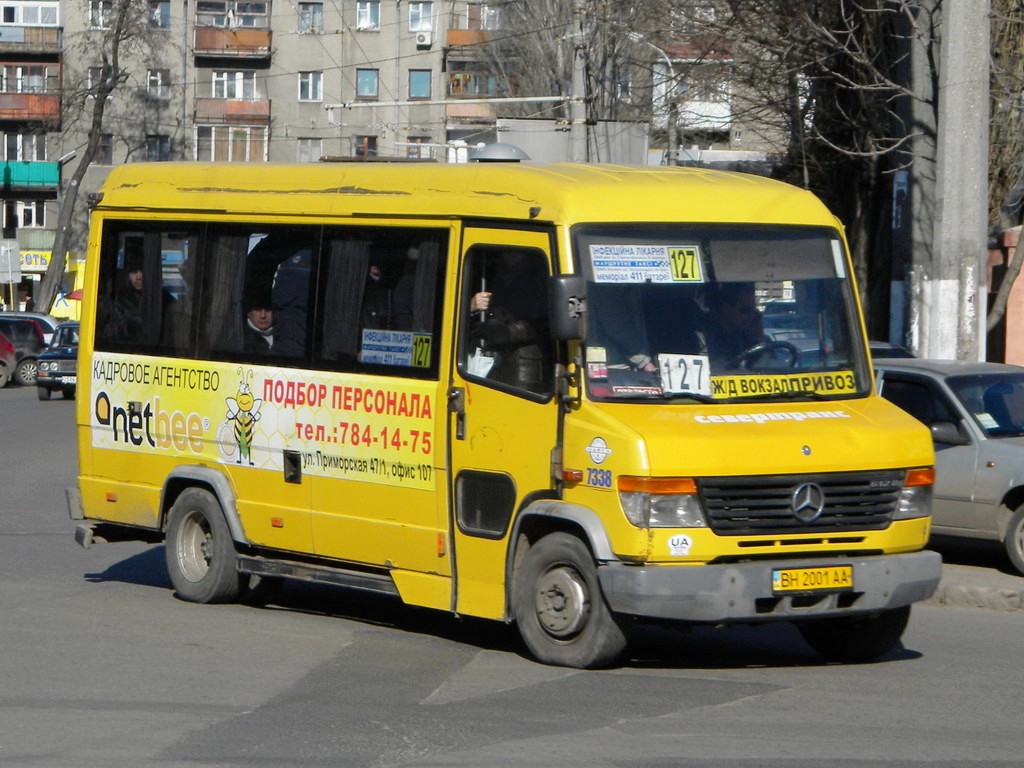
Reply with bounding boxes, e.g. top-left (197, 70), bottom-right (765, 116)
top-left (15, 357), bottom-right (37, 386)
top-left (37, 386), bottom-right (50, 401)
top-left (165, 487), bottom-right (242, 604)
top-left (798, 605), bottom-right (911, 662)
top-left (62, 388), bottom-right (76, 400)
top-left (1004, 506), bottom-right (1024, 575)
top-left (513, 532), bottom-right (630, 669)
top-left (0, 364), bottom-right (9, 388)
